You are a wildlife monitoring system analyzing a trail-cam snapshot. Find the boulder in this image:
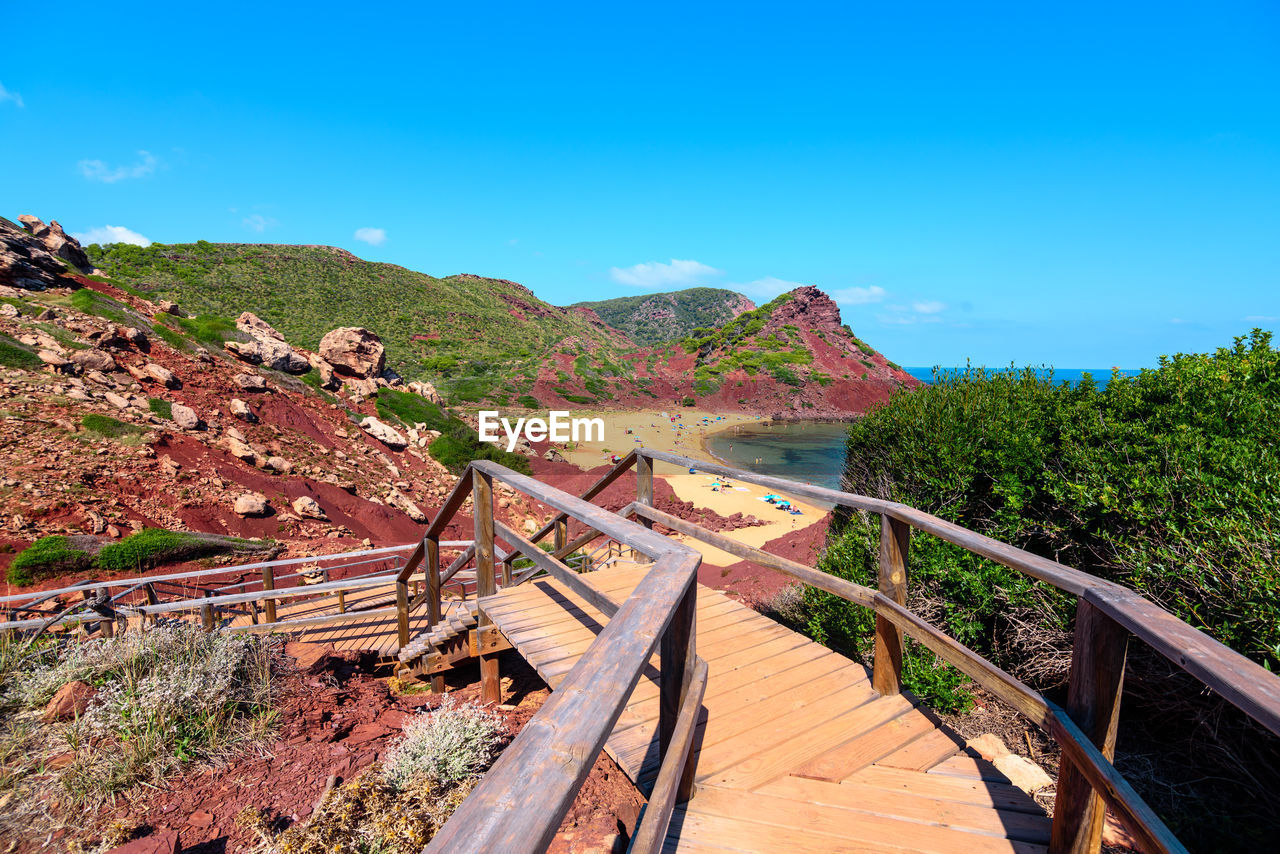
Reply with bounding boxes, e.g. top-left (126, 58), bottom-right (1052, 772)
top-left (42, 680), bottom-right (95, 722)
top-left (233, 492), bottom-right (269, 516)
top-left (104, 391), bottom-right (130, 410)
top-left (344, 377), bottom-right (380, 398)
top-left (157, 299), bottom-right (184, 316)
top-left (70, 349), bottom-right (117, 372)
top-left (360, 416), bottom-right (407, 449)
top-left (264, 455), bottom-right (292, 473)
top-left (222, 436), bottom-right (260, 465)
top-left (386, 488), bottom-right (427, 522)
top-left (292, 496), bottom-right (328, 520)
top-left (170, 403), bottom-right (203, 430)
top-left (225, 338), bottom-right (310, 374)
top-left (543, 447), bottom-right (566, 462)
top-left (117, 326), bottom-right (148, 348)
top-left (0, 303), bottom-right (19, 318)
top-left (38, 349), bottom-right (69, 369)
top-left (17, 215), bottom-right (92, 272)
top-left (234, 373), bottom-right (268, 392)
top-left (229, 398), bottom-right (257, 423)
top-left (307, 354), bottom-right (341, 390)
top-left (235, 311), bottom-right (285, 341)
top-left (407, 379), bottom-right (443, 405)
top-left (144, 363), bottom-right (180, 389)
top-left (319, 327), bottom-right (386, 378)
